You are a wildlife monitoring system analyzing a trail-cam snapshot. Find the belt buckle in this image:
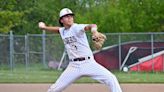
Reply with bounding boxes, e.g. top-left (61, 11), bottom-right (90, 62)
top-left (80, 58), bottom-right (85, 61)
top-left (72, 56), bottom-right (90, 62)
top-left (74, 57), bottom-right (84, 61)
